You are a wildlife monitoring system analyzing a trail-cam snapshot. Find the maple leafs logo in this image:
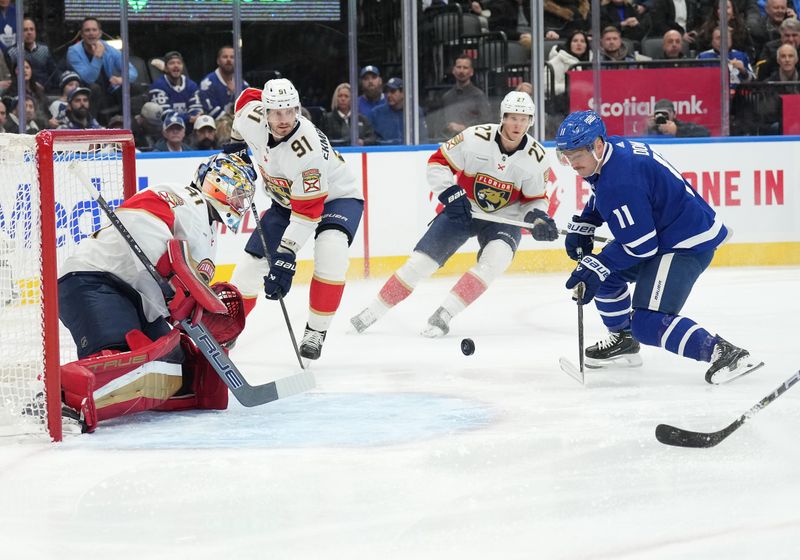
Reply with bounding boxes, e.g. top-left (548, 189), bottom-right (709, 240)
top-left (128, 0), bottom-right (148, 12)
